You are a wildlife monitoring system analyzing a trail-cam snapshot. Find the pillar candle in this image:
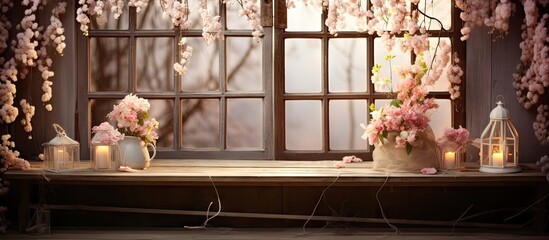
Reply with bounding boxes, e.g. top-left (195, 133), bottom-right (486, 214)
top-left (492, 152), bottom-right (504, 167)
top-left (444, 151), bottom-right (456, 169)
top-left (95, 146), bottom-right (110, 169)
